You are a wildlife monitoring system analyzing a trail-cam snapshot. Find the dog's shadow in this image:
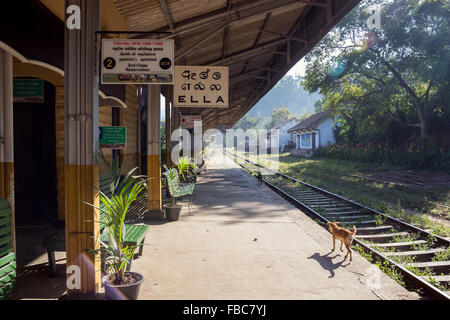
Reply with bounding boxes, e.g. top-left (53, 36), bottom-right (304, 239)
top-left (307, 251), bottom-right (350, 278)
